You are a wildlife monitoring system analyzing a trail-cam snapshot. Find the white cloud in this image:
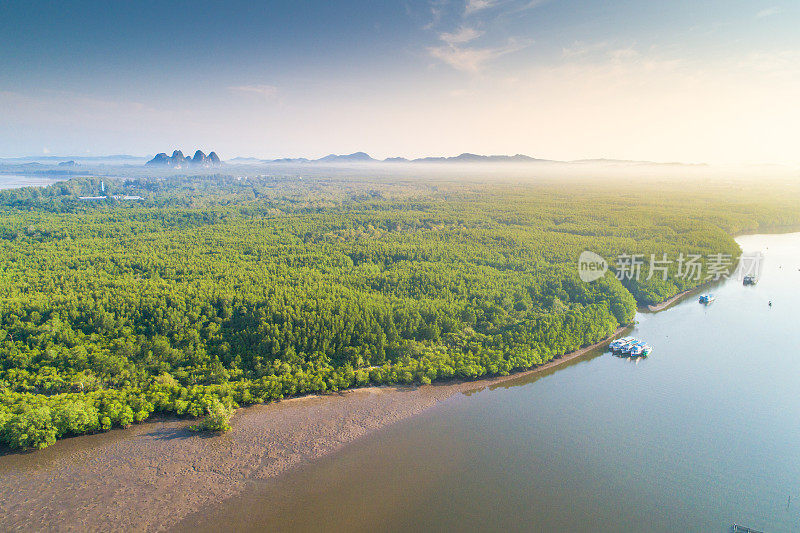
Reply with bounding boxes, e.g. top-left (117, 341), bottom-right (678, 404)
top-left (423, 0), bottom-right (447, 30)
top-left (229, 84), bottom-right (279, 99)
top-left (429, 38), bottom-right (531, 72)
top-left (440, 27), bottom-right (484, 45)
top-left (424, 0), bottom-right (546, 73)
top-left (429, 45), bottom-right (500, 72)
top-left (509, 0), bottom-right (549, 13)
top-left (756, 6), bottom-right (780, 18)
top-left (465, 0), bottom-right (495, 15)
